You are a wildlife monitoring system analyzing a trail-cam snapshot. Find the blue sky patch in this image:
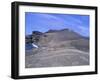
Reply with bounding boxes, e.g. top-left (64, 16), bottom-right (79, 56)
top-left (25, 12), bottom-right (89, 37)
